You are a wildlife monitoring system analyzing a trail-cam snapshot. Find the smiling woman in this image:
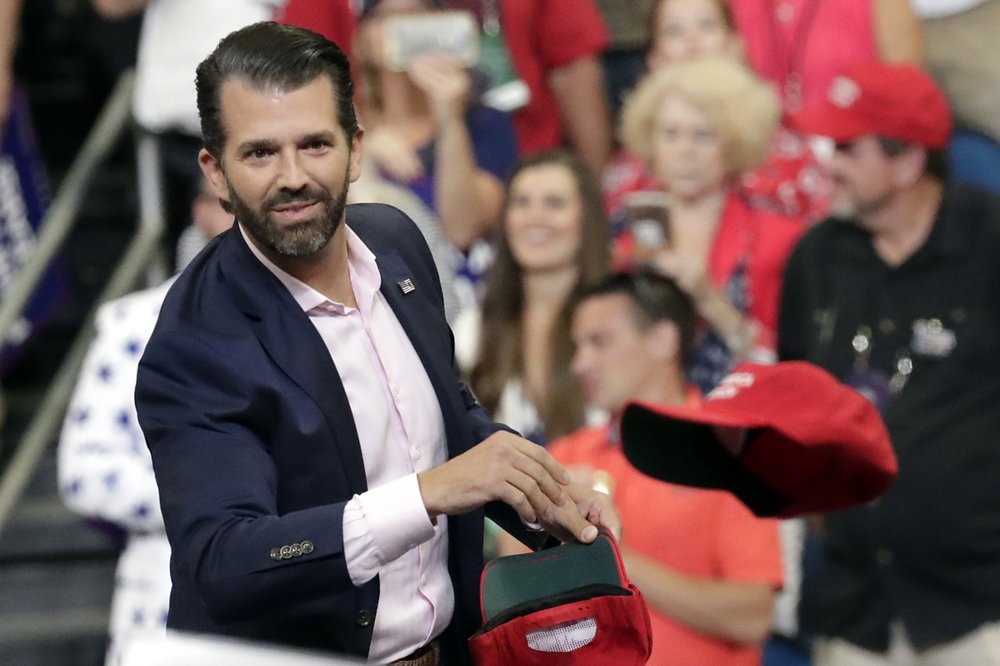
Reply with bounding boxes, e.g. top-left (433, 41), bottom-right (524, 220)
top-left (454, 150), bottom-right (610, 445)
